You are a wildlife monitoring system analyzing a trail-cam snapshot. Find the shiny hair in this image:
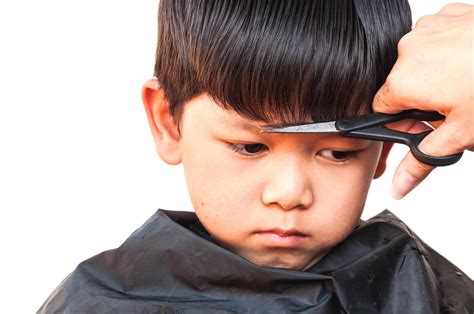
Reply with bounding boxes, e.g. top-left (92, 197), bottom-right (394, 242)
top-left (154, 0), bottom-right (412, 126)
